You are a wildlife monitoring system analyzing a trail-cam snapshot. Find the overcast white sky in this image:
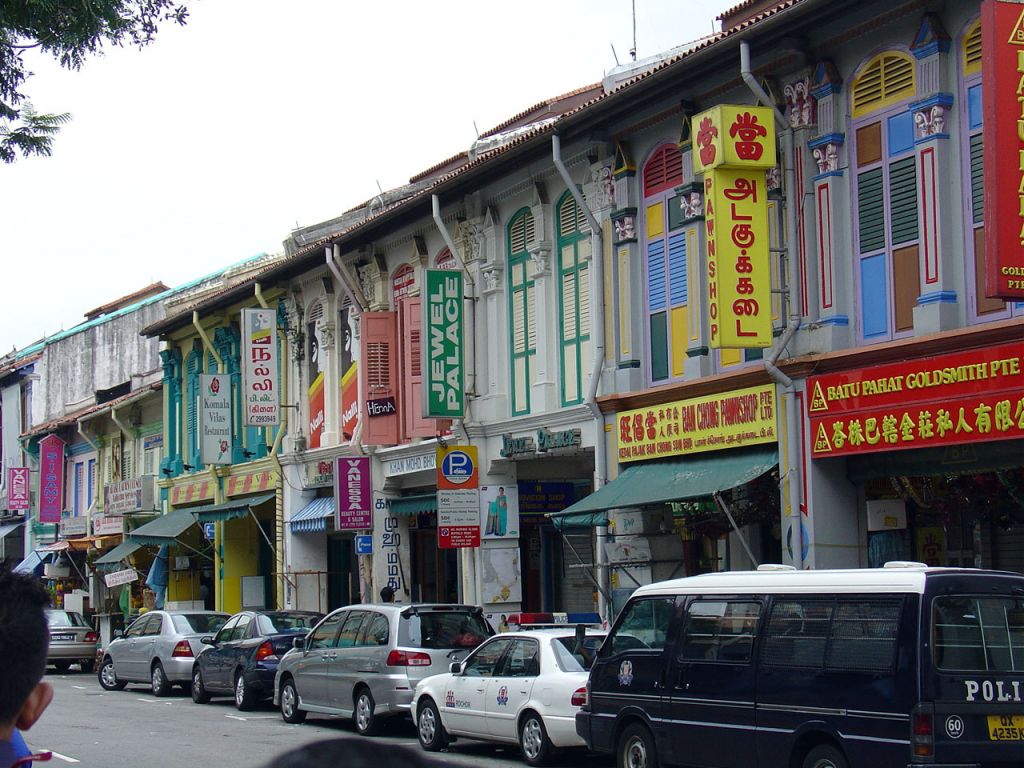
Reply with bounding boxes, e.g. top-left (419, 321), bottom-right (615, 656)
top-left (0, 0), bottom-right (735, 354)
